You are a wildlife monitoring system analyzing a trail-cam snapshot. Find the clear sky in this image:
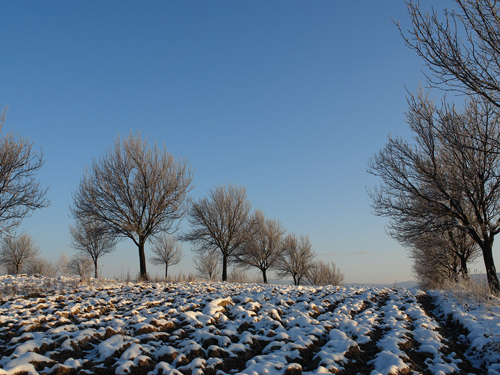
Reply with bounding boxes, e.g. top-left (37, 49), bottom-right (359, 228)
top-left (0, 1), bottom-right (456, 284)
